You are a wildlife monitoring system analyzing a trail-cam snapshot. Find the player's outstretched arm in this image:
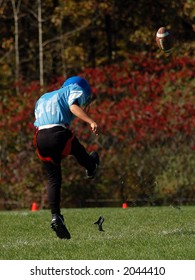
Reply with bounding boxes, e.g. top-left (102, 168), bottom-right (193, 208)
top-left (70, 104), bottom-right (99, 135)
